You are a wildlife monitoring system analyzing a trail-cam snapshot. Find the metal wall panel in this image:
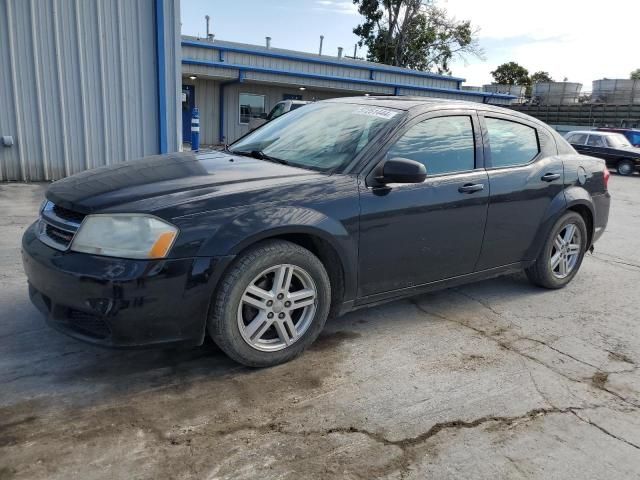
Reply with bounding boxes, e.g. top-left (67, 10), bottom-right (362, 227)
top-left (0, 0), bottom-right (181, 181)
top-left (181, 41), bottom-right (461, 92)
